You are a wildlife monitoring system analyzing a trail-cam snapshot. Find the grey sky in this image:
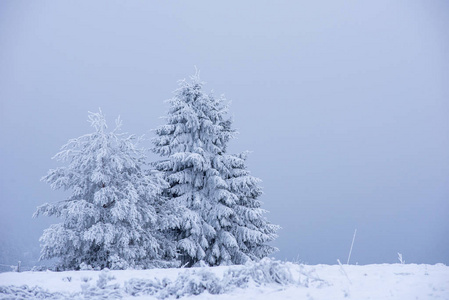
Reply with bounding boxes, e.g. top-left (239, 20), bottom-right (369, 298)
top-left (0, 1), bottom-right (448, 267)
